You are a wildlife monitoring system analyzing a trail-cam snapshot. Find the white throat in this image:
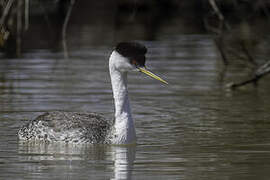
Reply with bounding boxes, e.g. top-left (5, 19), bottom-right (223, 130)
top-left (109, 51), bottom-right (136, 144)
